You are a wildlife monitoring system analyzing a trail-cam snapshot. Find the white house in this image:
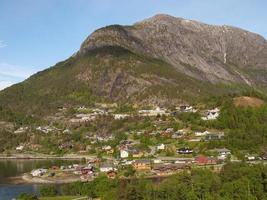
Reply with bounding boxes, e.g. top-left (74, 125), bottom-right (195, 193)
top-left (16, 145), bottom-right (24, 151)
top-left (201, 108), bottom-right (220, 120)
top-left (153, 159), bottom-right (163, 164)
top-left (195, 131), bottom-right (210, 137)
top-left (216, 148), bottom-right (231, 160)
top-left (100, 162), bottom-right (116, 172)
top-left (102, 145), bottom-right (112, 151)
top-left (14, 127), bottom-right (28, 134)
top-left (113, 114), bottom-right (130, 120)
top-left (31, 168), bottom-right (47, 177)
top-left (120, 150), bottom-right (129, 158)
top-left (139, 107), bottom-right (168, 117)
top-left (157, 144), bottom-right (165, 151)
top-left (178, 105), bottom-right (197, 113)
